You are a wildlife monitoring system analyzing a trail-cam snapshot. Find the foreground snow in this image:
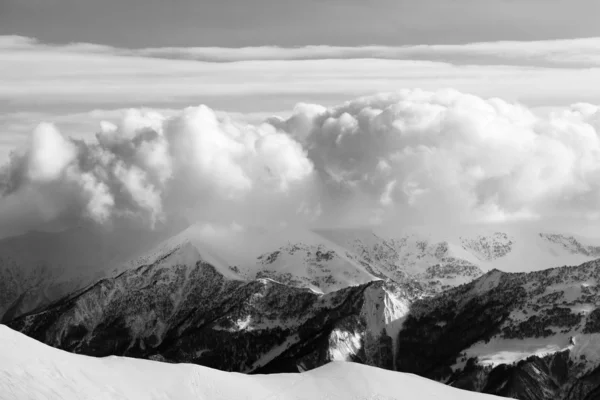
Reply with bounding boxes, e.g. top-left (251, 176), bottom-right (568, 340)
top-left (0, 325), bottom-right (501, 400)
